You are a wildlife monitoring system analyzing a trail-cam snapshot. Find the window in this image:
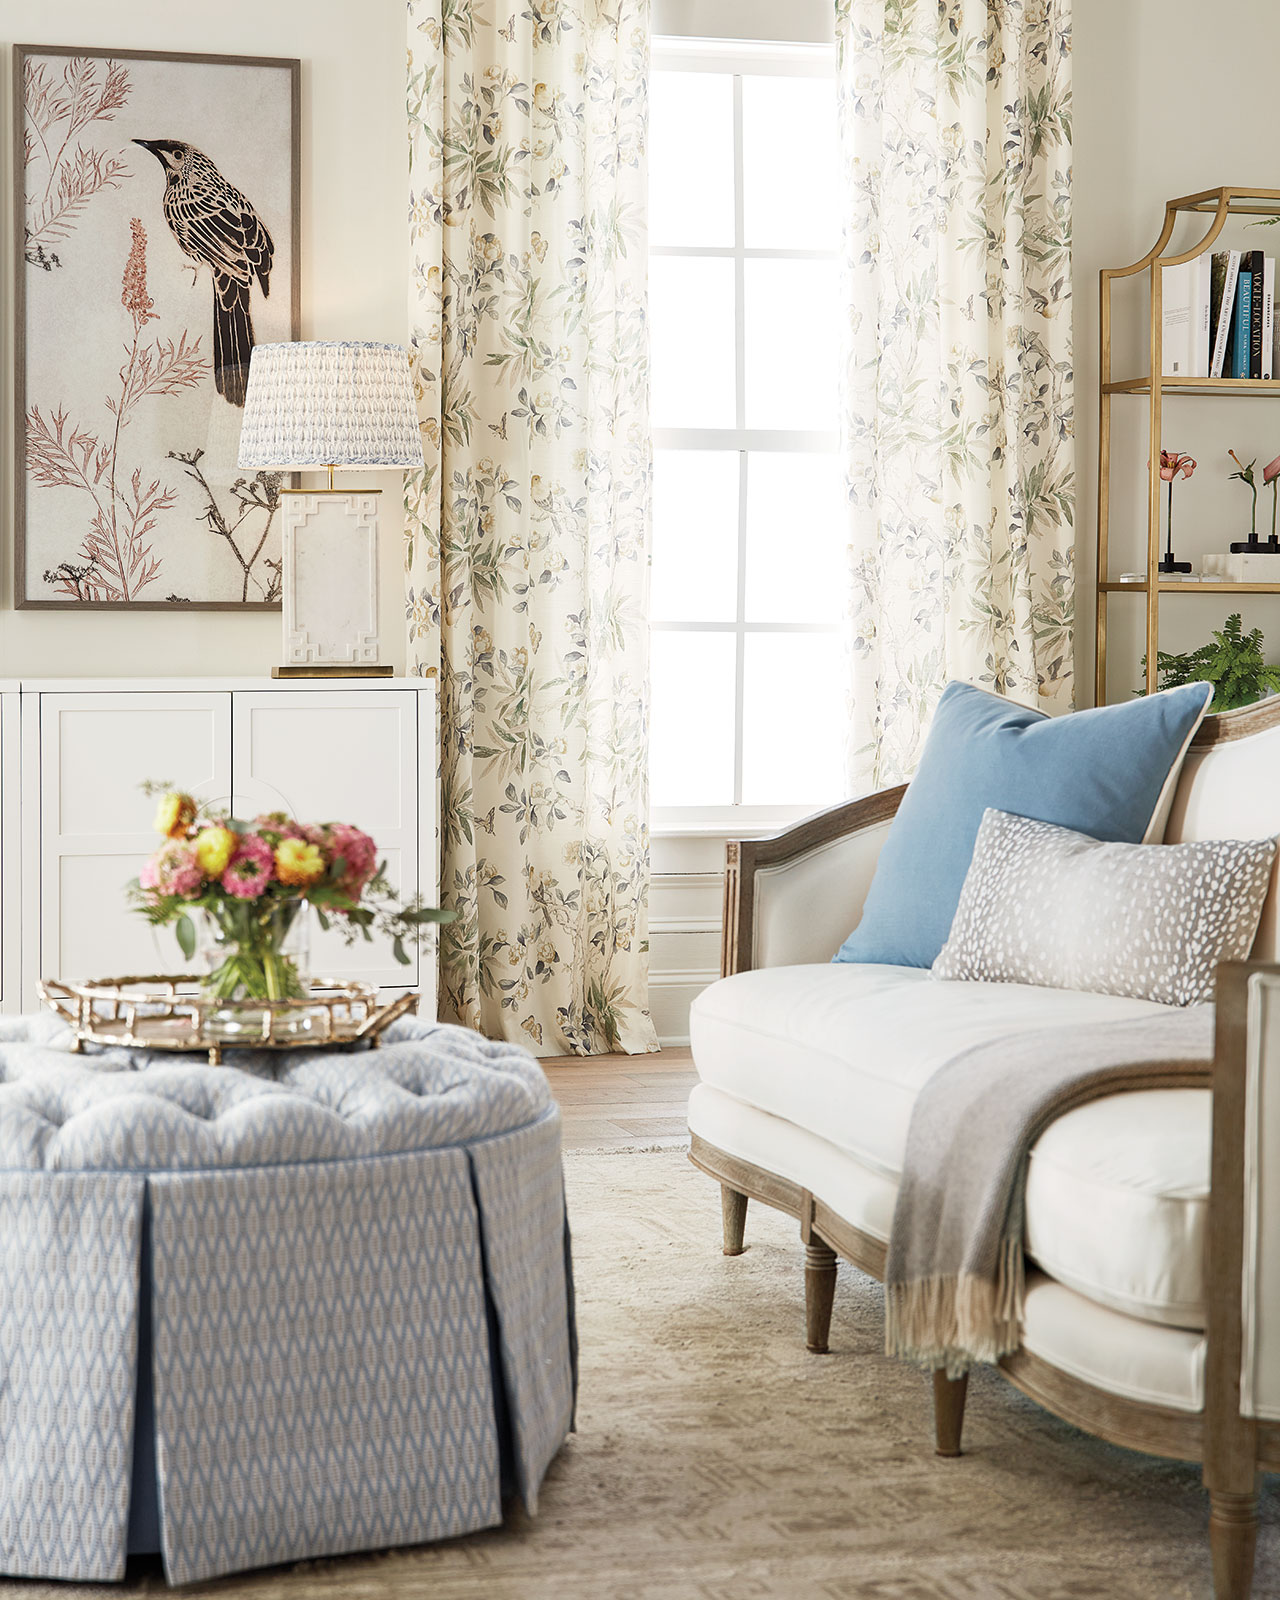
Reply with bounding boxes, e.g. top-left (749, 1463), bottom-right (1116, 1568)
top-left (648, 39), bottom-right (845, 831)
